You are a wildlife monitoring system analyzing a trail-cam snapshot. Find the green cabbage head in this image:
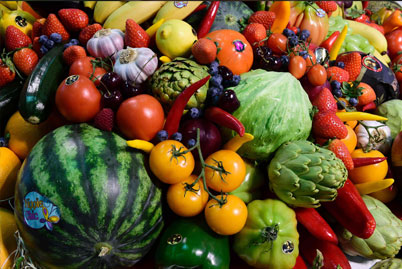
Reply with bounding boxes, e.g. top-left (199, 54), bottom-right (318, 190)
top-left (223, 69), bottom-right (313, 160)
top-left (375, 99), bottom-right (402, 139)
